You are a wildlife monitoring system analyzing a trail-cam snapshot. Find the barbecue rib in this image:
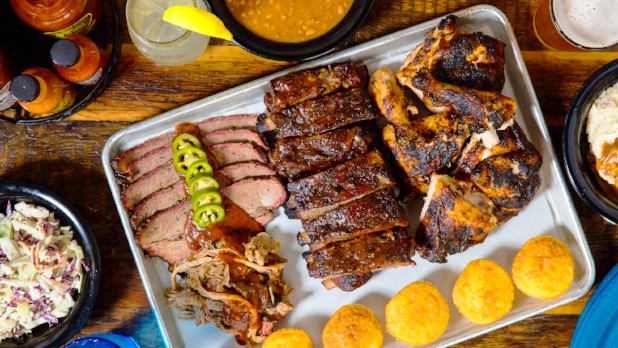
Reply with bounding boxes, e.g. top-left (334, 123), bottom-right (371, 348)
top-left (286, 150), bottom-right (396, 220)
top-left (268, 125), bottom-right (375, 180)
top-left (368, 67), bottom-right (418, 127)
top-left (257, 88), bottom-right (379, 138)
top-left (408, 68), bottom-right (515, 133)
top-left (297, 189), bottom-right (409, 251)
top-left (264, 63), bottom-right (368, 112)
top-left (303, 228), bottom-right (415, 279)
top-left (416, 174), bottom-right (497, 263)
top-left (322, 273), bottom-right (374, 292)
